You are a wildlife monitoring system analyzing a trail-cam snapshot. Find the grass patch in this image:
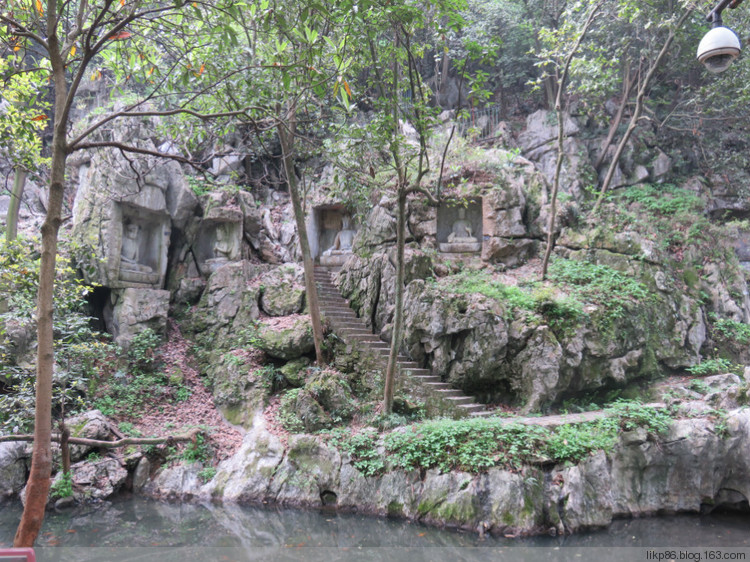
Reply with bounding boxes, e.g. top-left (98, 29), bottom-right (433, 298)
top-left (547, 258), bottom-right (652, 330)
top-left (327, 401), bottom-right (675, 474)
top-left (617, 184), bottom-right (702, 216)
top-left (686, 358), bottom-right (742, 376)
top-left (444, 271), bottom-right (584, 334)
